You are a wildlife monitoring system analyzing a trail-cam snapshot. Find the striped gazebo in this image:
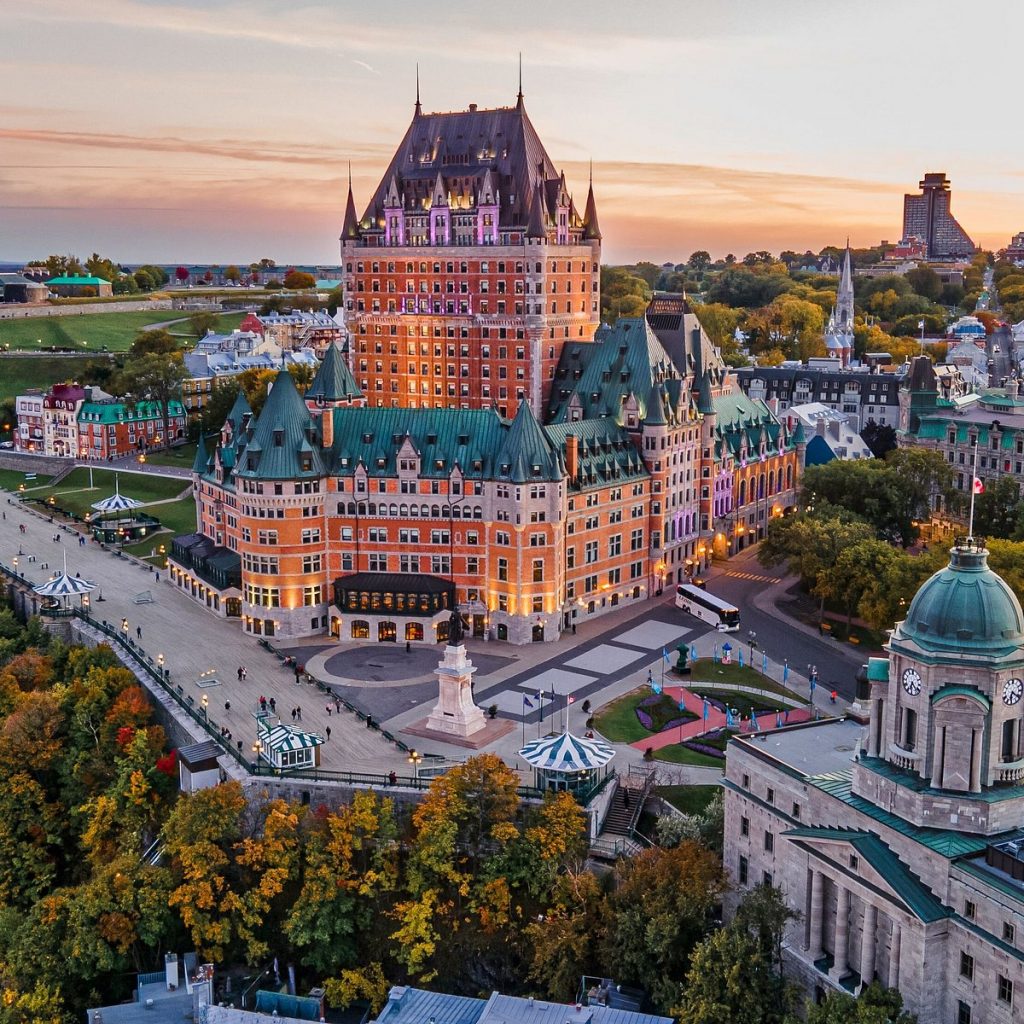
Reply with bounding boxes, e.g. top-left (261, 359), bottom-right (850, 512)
top-left (255, 717), bottom-right (323, 770)
top-left (32, 553), bottom-right (97, 608)
top-left (518, 730), bottom-right (615, 794)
